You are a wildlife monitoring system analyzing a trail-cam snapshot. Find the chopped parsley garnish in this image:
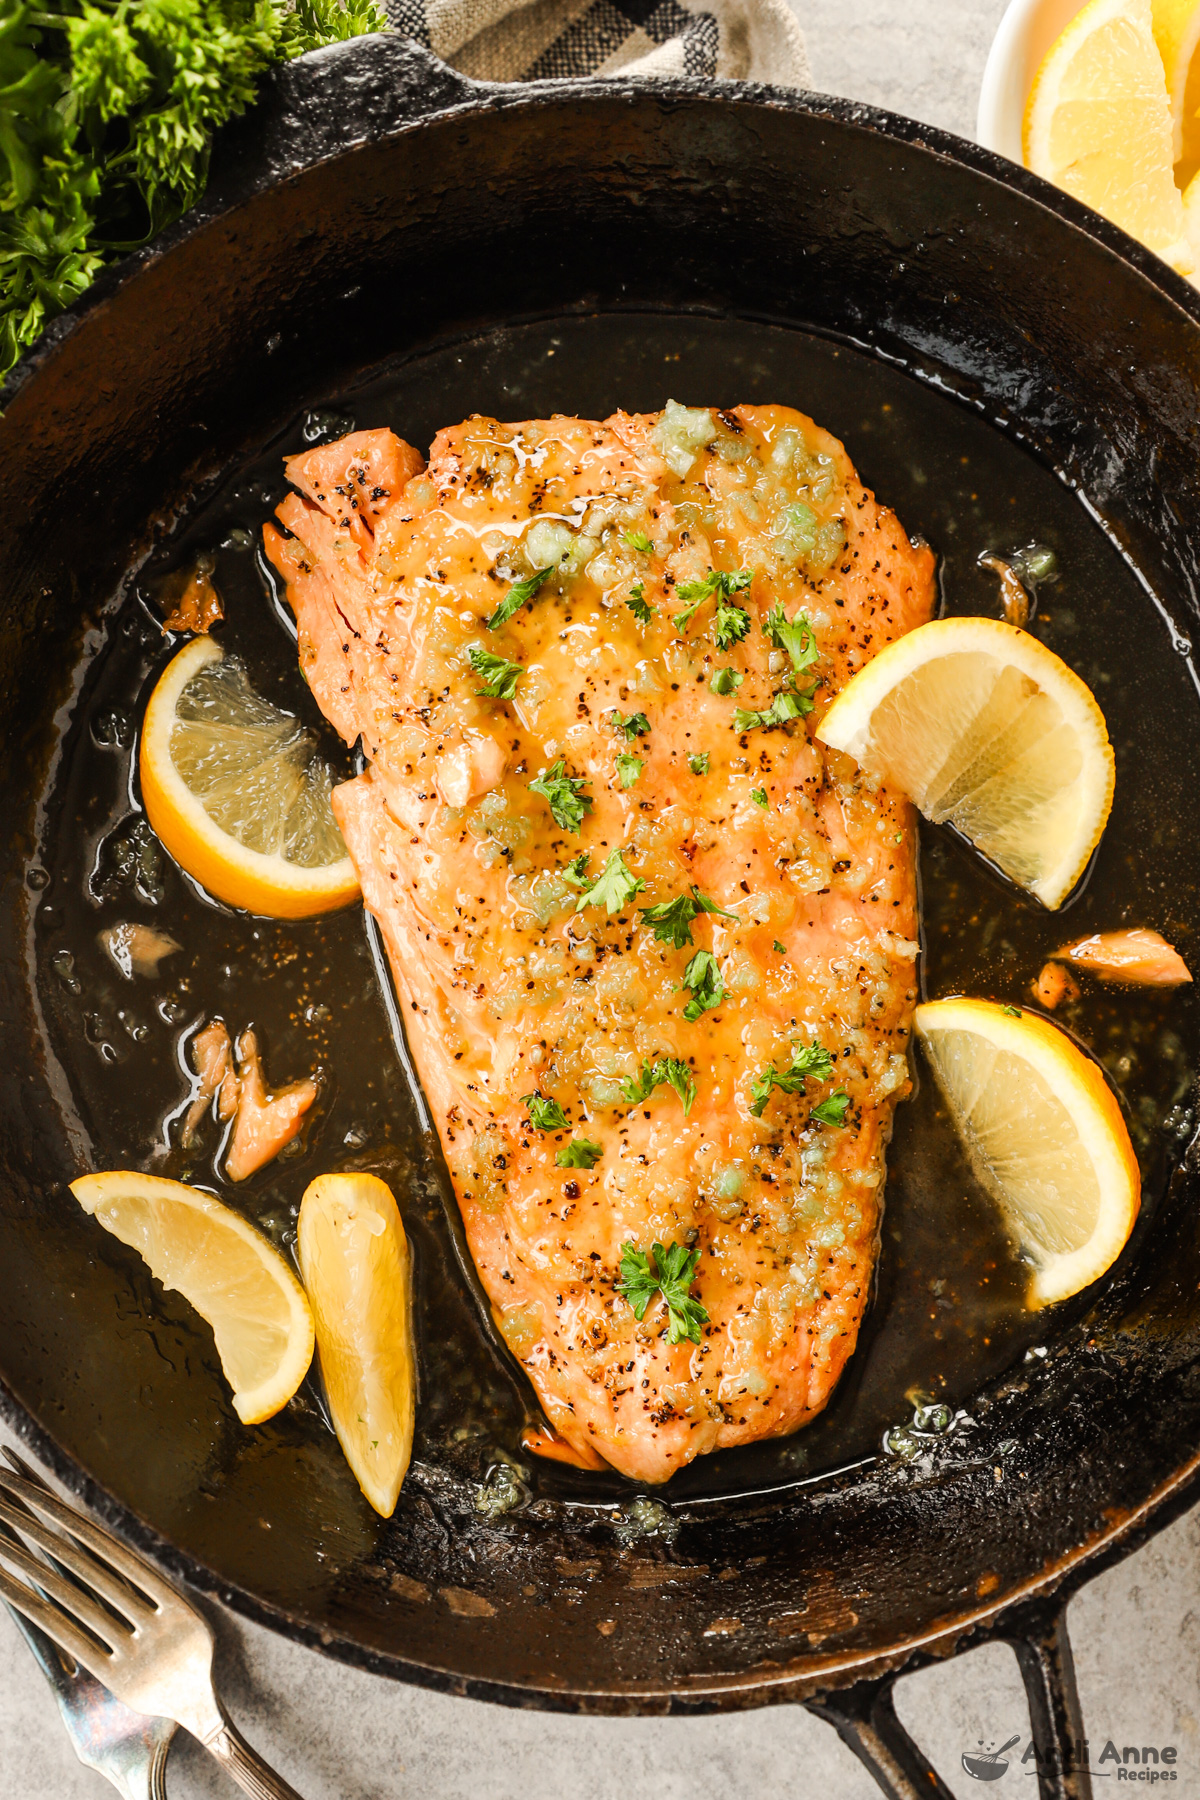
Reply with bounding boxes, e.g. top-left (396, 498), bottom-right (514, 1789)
top-left (469, 645), bottom-right (525, 700)
top-left (616, 1241), bottom-right (709, 1345)
top-left (750, 1041), bottom-right (838, 1117)
top-left (575, 848), bottom-right (645, 914)
top-left (811, 1092), bottom-right (852, 1127)
top-left (624, 530), bottom-right (655, 554)
top-left (734, 689), bottom-right (807, 732)
top-left (523, 1093), bottom-right (570, 1132)
top-left (529, 760), bottom-right (592, 833)
top-left (714, 599), bottom-right (752, 650)
top-left (611, 710), bottom-right (650, 739)
top-left (773, 940), bottom-right (787, 955)
top-left (682, 949), bottom-right (724, 1021)
top-left (621, 1057), bottom-right (697, 1114)
top-left (556, 1137), bottom-right (603, 1169)
top-left (1002, 1005), bottom-right (1023, 1017)
top-left (615, 753), bottom-right (643, 789)
top-left (764, 602), bottom-right (819, 678)
top-left (709, 665), bottom-right (744, 696)
top-left (562, 852), bottom-right (591, 888)
top-left (674, 567), bottom-right (753, 633)
top-left (638, 886), bottom-right (739, 949)
top-left (750, 786), bottom-right (768, 808)
top-left (688, 752), bottom-right (710, 775)
top-left (486, 565), bottom-right (554, 631)
top-left (627, 584), bottom-right (654, 625)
